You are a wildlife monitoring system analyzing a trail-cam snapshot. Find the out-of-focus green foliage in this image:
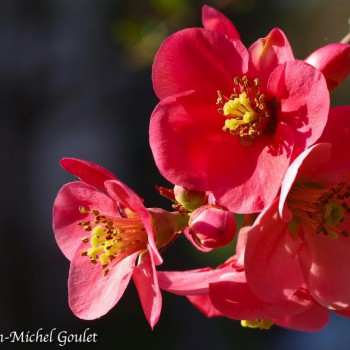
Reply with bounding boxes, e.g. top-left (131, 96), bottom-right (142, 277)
top-left (110, 0), bottom-right (259, 67)
top-left (111, 0), bottom-right (194, 67)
